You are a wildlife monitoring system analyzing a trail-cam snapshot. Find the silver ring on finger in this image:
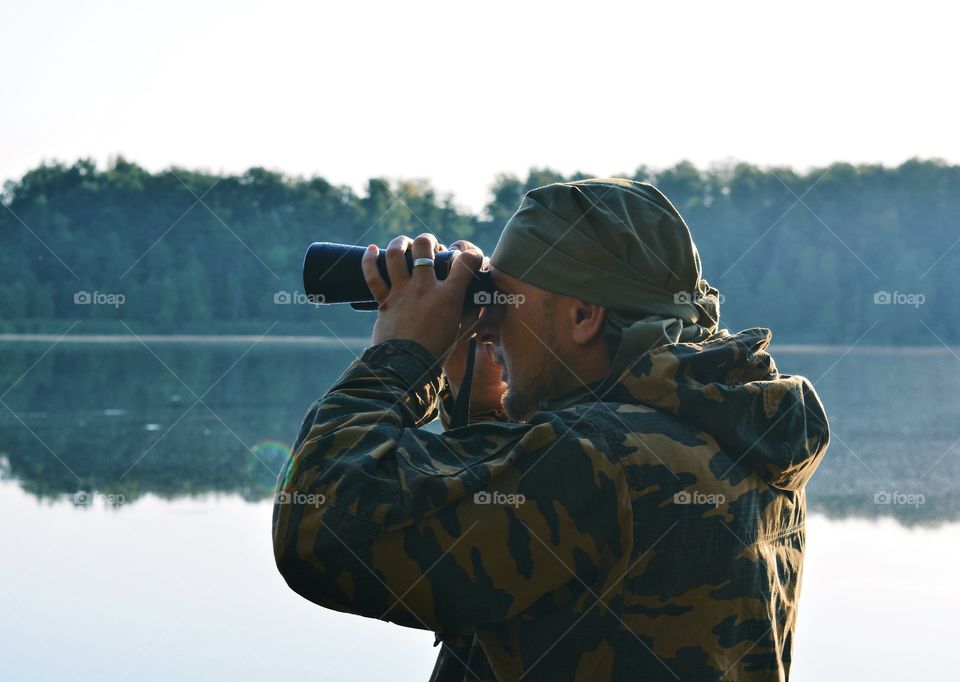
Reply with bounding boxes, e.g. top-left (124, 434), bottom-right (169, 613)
top-left (412, 257), bottom-right (435, 268)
